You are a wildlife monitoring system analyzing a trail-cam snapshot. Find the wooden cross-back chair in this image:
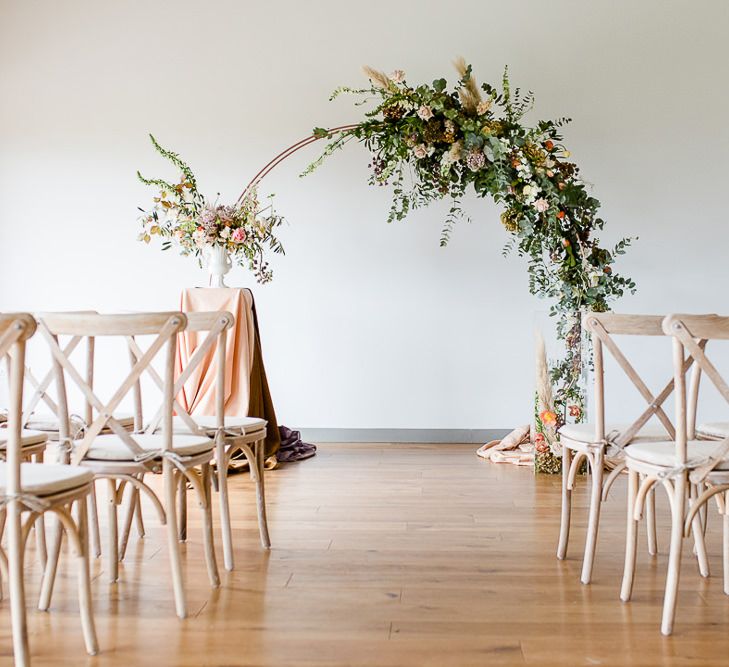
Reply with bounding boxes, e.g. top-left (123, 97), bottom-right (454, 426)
top-left (21, 327), bottom-right (89, 434)
top-left (622, 314), bottom-right (729, 635)
top-left (0, 313), bottom-right (97, 666)
top-left (168, 311), bottom-right (269, 566)
top-left (36, 311), bottom-right (220, 620)
top-left (122, 311), bottom-right (269, 571)
top-left (21, 314), bottom-right (145, 562)
top-left (18, 312), bottom-right (136, 437)
top-left (557, 313), bottom-right (690, 586)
